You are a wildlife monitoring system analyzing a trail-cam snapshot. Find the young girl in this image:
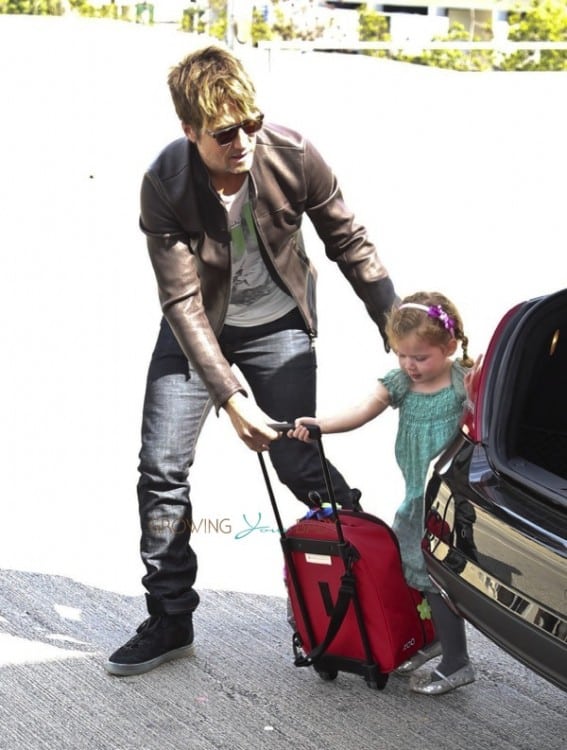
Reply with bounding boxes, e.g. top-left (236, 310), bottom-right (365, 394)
top-left (290, 291), bottom-right (478, 696)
